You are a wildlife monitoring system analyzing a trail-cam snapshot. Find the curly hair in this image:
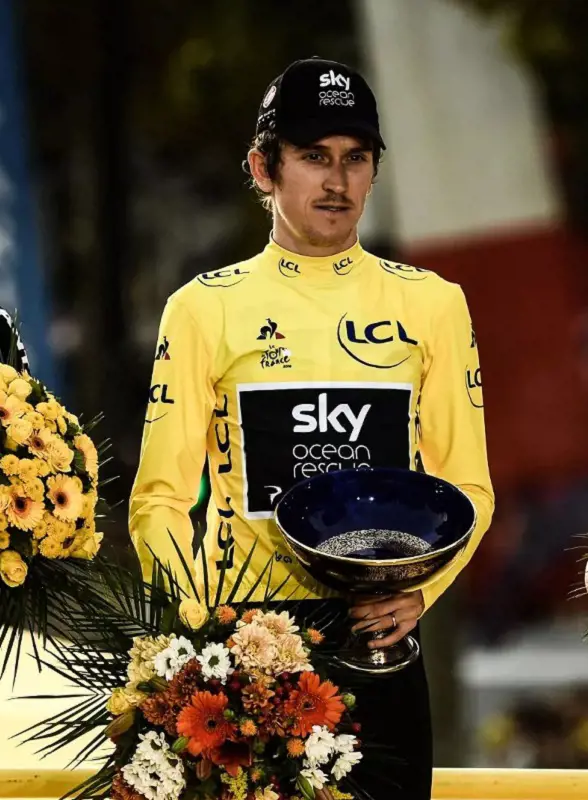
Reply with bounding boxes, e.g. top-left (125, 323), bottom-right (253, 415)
top-left (242, 131), bottom-right (383, 212)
